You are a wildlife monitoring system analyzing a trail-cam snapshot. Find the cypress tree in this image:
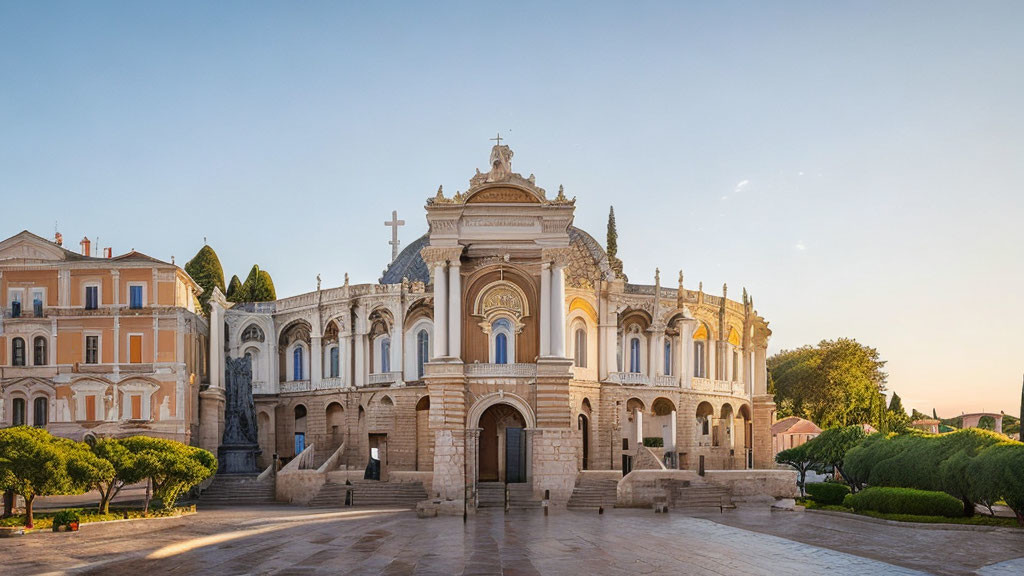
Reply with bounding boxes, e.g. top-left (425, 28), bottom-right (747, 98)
top-left (887, 393), bottom-right (910, 432)
top-left (606, 206), bottom-right (627, 281)
top-left (184, 245), bottom-right (225, 315)
top-left (225, 275), bottom-right (242, 301)
top-left (239, 265), bottom-right (277, 302)
top-left (933, 408), bottom-right (938, 420)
